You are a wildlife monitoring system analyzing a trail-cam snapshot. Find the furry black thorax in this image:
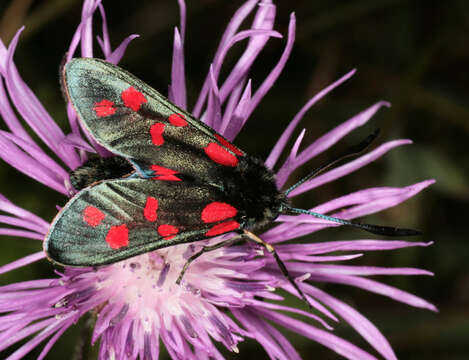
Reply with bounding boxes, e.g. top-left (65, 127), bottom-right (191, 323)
top-left (222, 155), bottom-right (288, 229)
top-left (70, 154), bottom-right (134, 191)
